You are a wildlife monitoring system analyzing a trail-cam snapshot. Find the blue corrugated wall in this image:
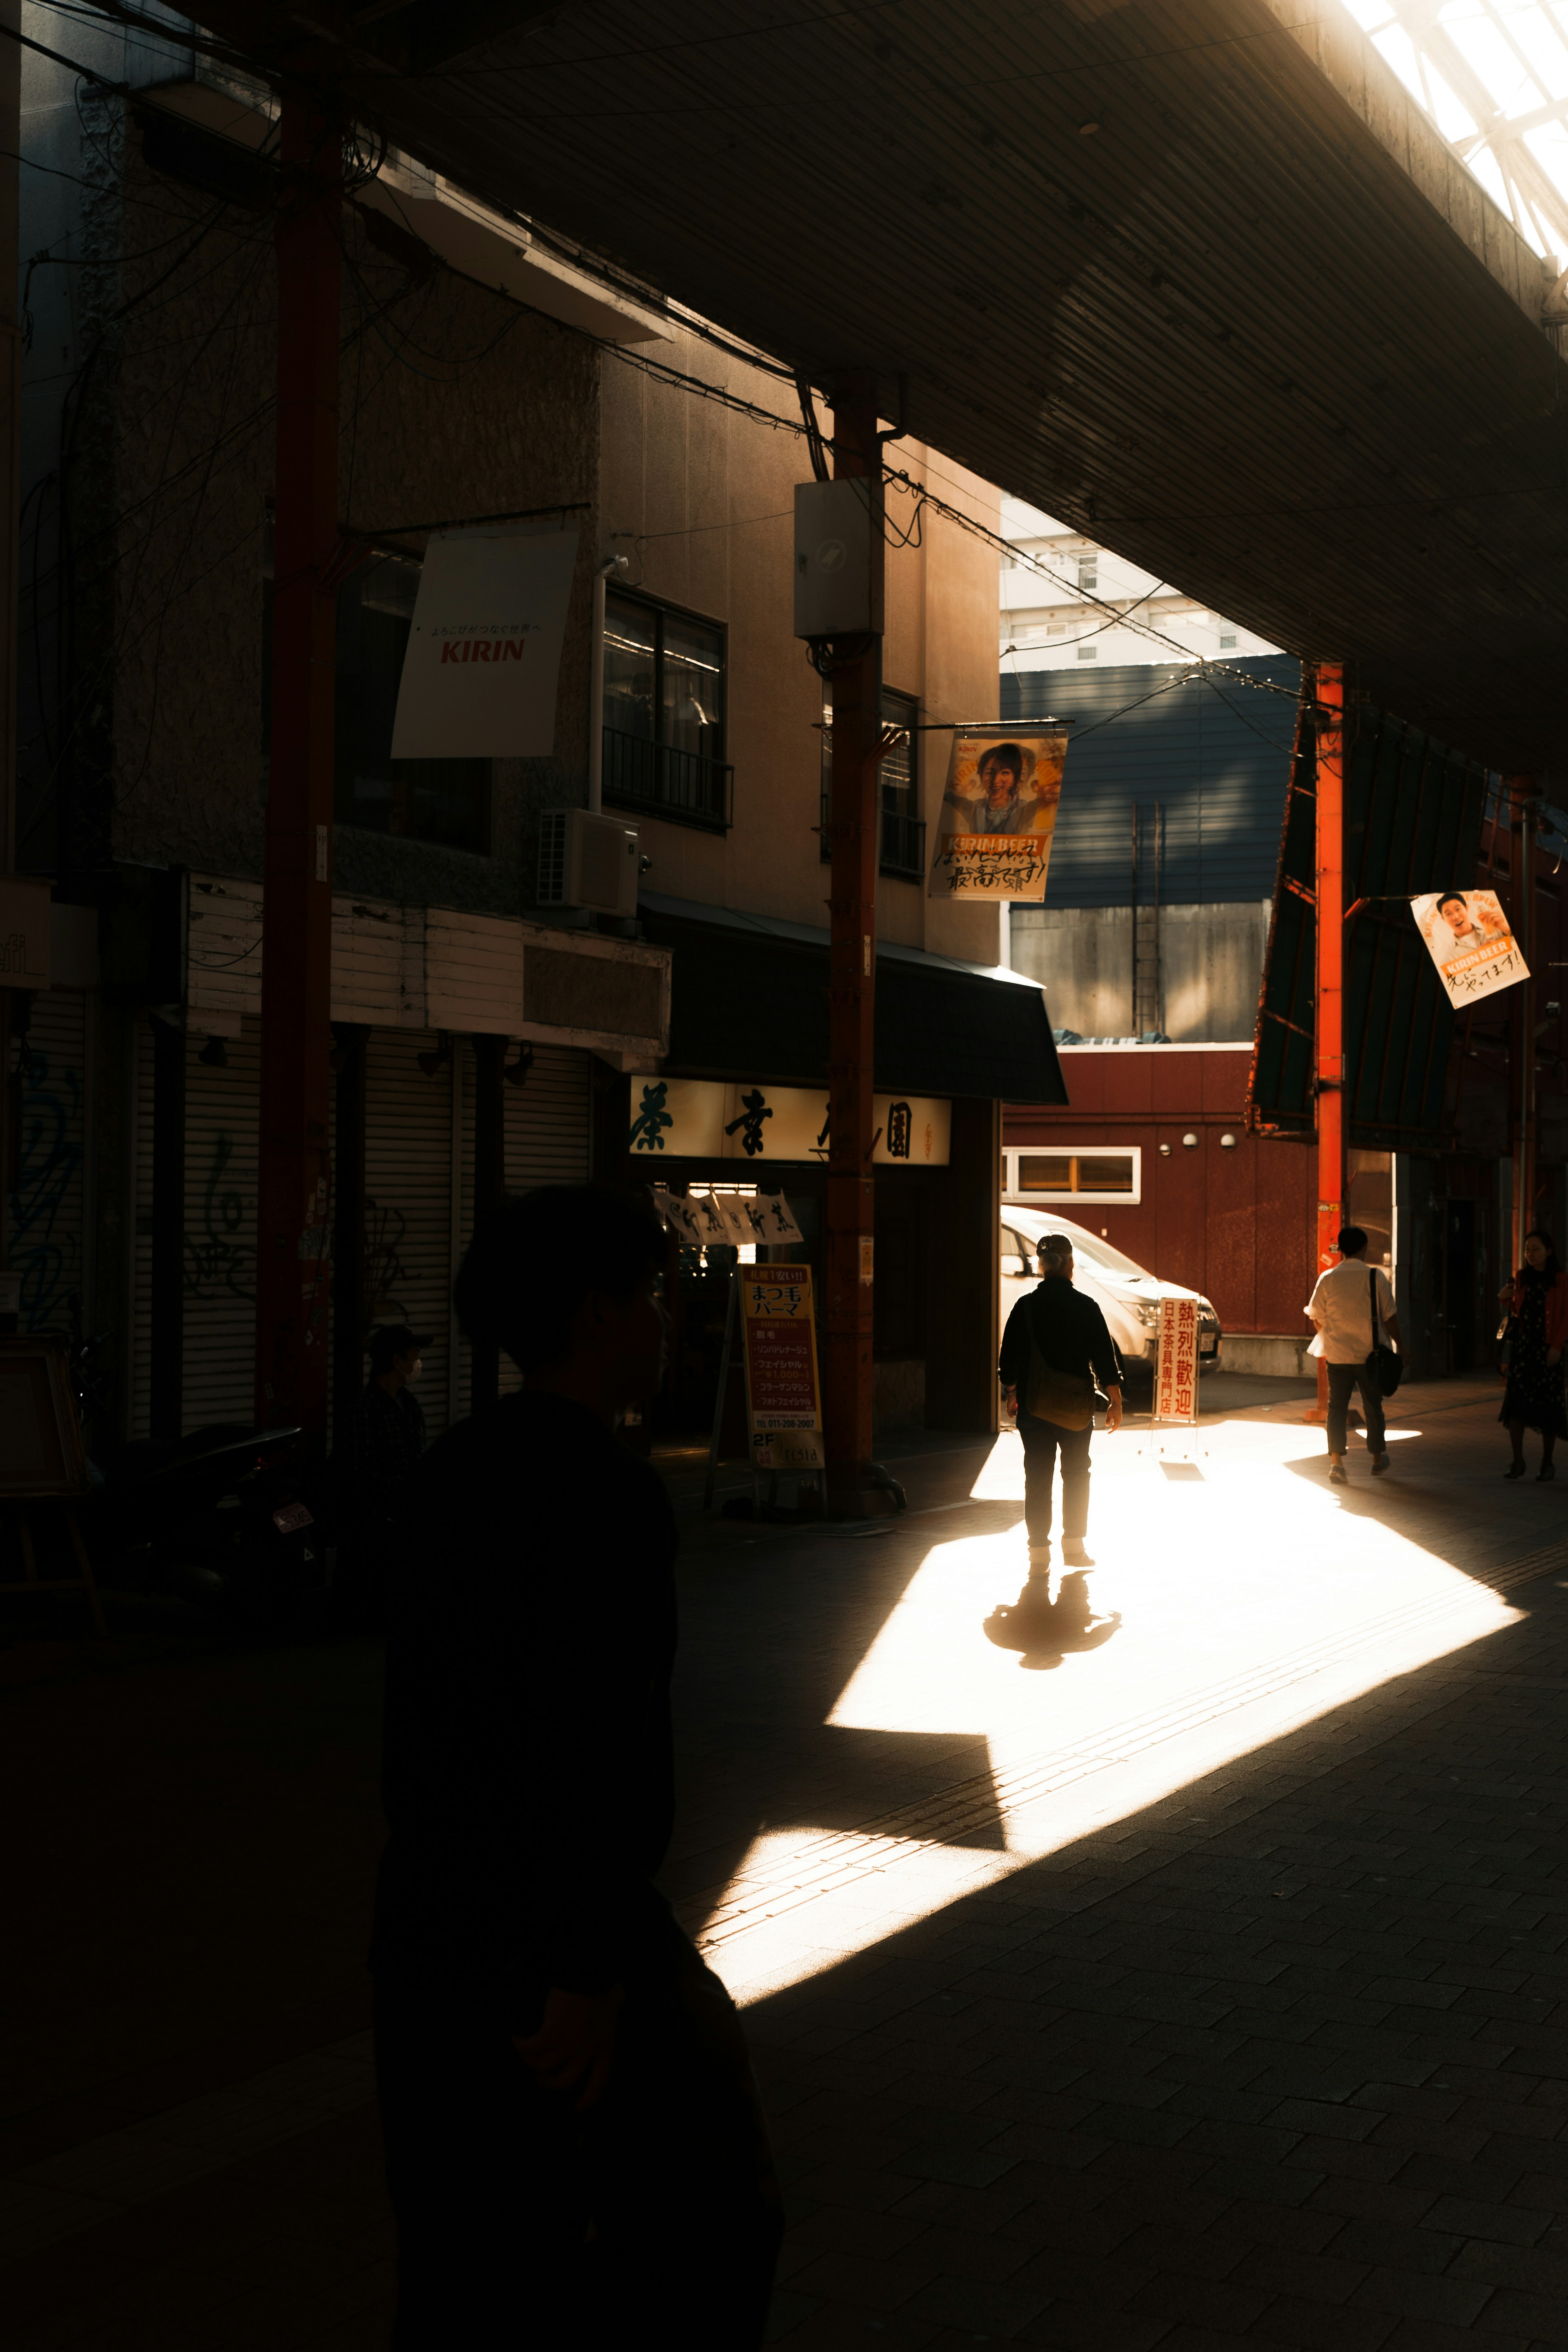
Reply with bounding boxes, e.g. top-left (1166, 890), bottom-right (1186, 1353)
top-left (999, 655), bottom-right (1302, 908)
